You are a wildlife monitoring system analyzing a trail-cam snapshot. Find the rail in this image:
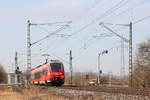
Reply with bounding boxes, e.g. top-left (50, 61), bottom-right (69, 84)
top-left (0, 83), bottom-right (23, 86)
